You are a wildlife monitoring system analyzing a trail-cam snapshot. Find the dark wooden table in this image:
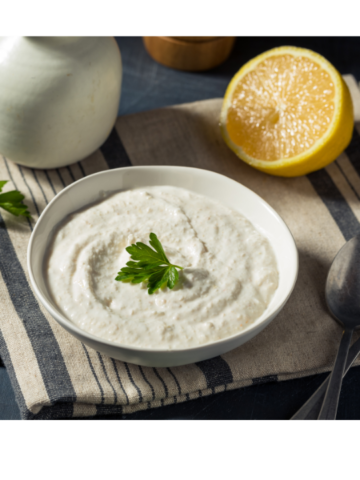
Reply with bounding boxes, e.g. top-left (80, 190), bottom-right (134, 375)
top-left (2, 36), bottom-right (360, 420)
